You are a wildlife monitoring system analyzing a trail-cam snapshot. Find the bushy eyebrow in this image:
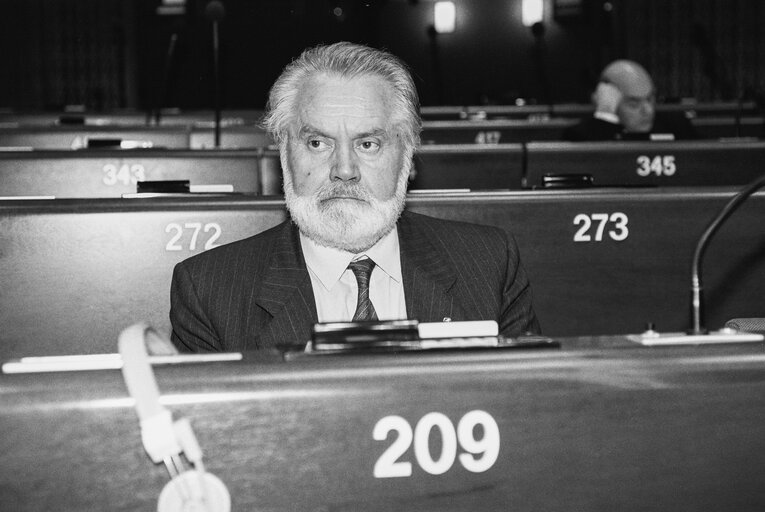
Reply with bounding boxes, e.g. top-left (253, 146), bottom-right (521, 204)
top-left (296, 124), bottom-right (325, 139)
top-left (296, 124), bottom-right (389, 140)
top-left (356, 128), bottom-right (389, 139)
